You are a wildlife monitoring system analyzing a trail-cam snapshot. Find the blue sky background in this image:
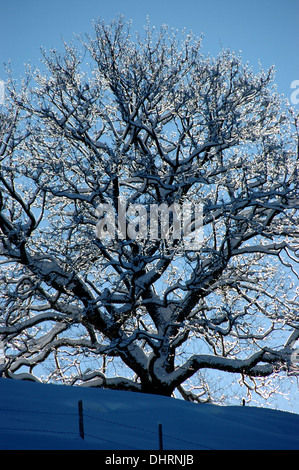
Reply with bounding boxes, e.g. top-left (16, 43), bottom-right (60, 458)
top-left (0, 0), bottom-right (298, 105)
top-left (0, 0), bottom-right (298, 411)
